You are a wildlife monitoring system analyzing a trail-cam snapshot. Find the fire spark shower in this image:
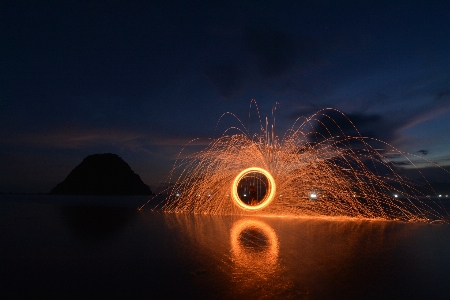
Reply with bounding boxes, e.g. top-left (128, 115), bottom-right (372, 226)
top-left (142, 103), bottom-right (449, 223)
